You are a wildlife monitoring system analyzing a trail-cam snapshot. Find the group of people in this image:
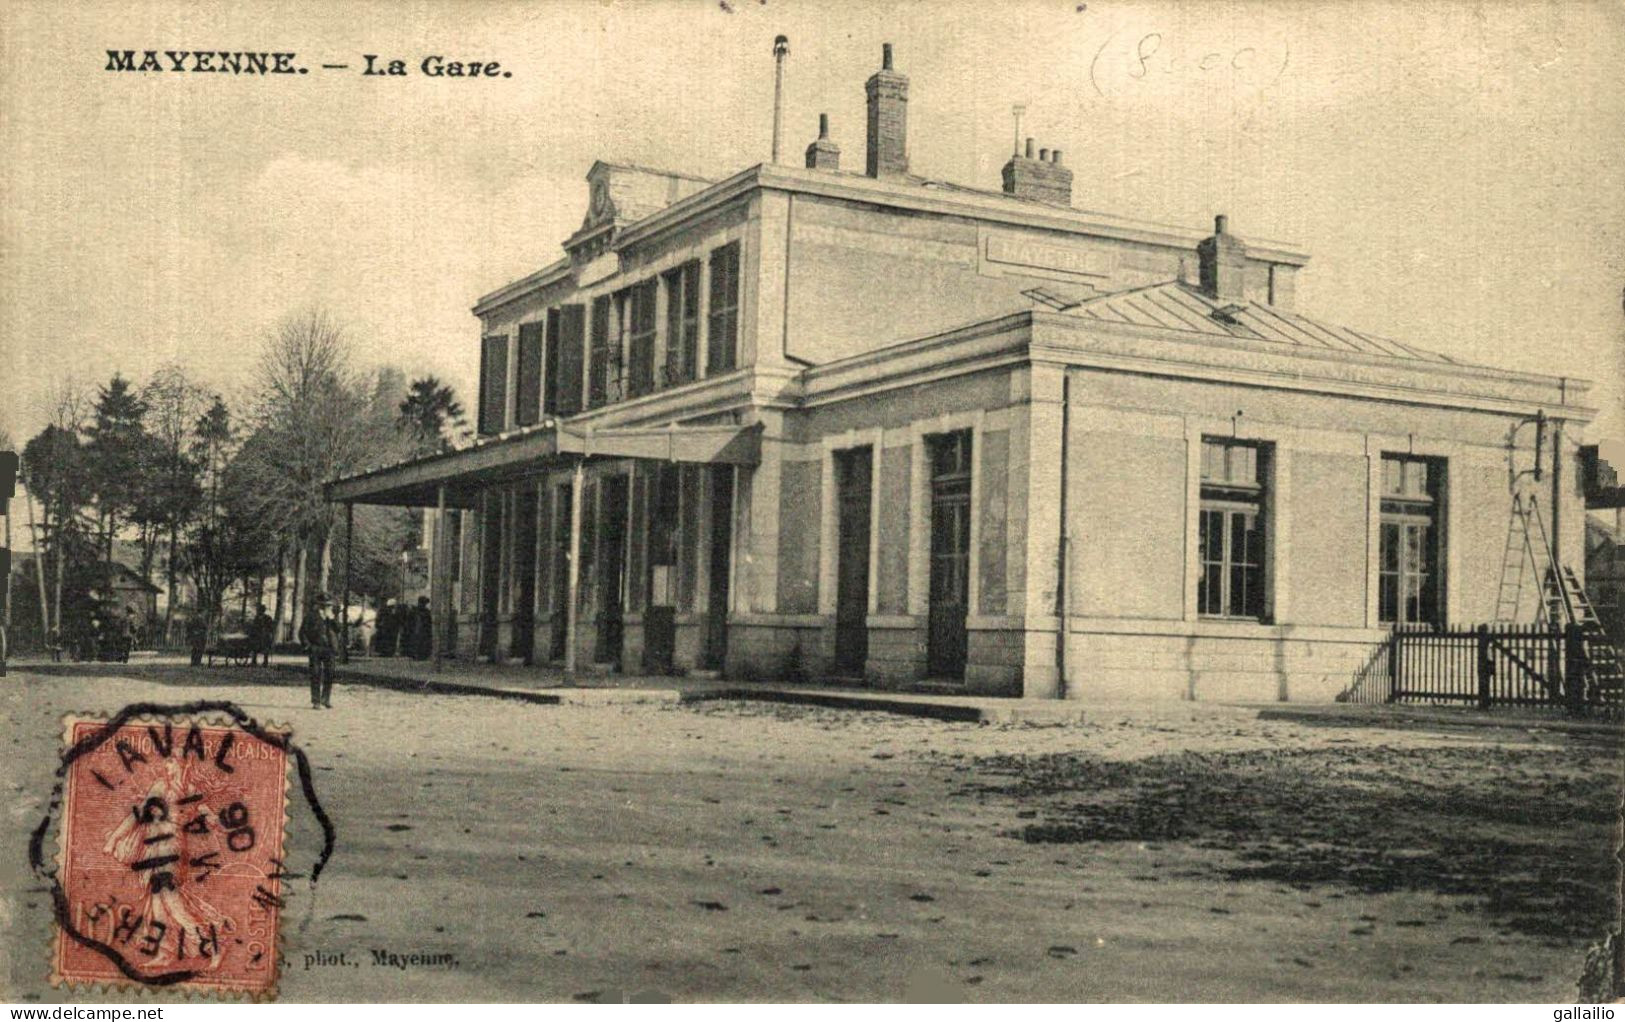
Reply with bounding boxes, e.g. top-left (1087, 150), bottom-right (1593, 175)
top-left (49, 606), bottom-right (137, 663)
top-left (186, 604), bottom-right (278, 666)
top-left (373, 596), bottom-right (434, 660)
top-left (299, 594), bottom-right (433, 710)
top-left (171, 592), bottom-right (434, 711)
